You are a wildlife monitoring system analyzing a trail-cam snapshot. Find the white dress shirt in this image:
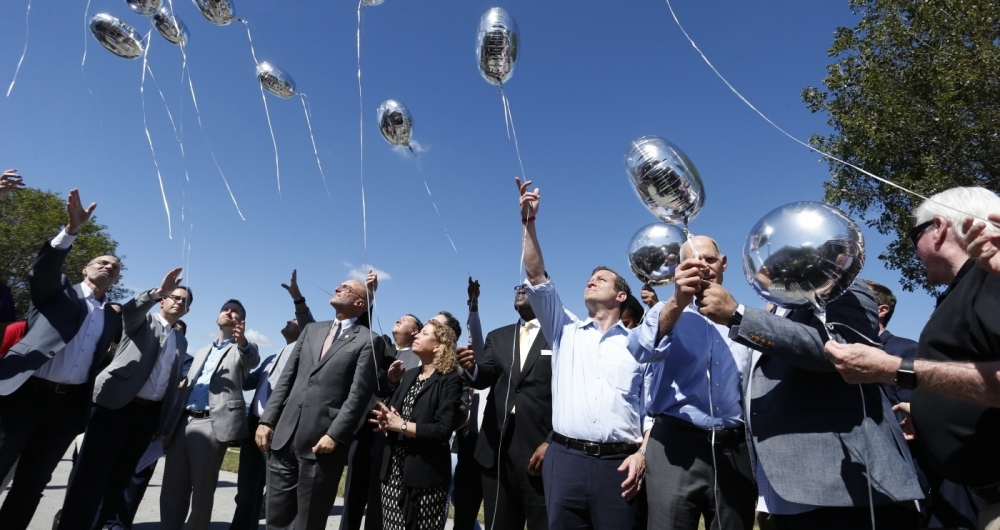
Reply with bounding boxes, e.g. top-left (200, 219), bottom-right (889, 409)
top-left (135, 313), bottom-right (179, 401)
top-left (34, 230), bottom-right (107, 385)
top-left (525, 279), bottom-right (653, 444)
